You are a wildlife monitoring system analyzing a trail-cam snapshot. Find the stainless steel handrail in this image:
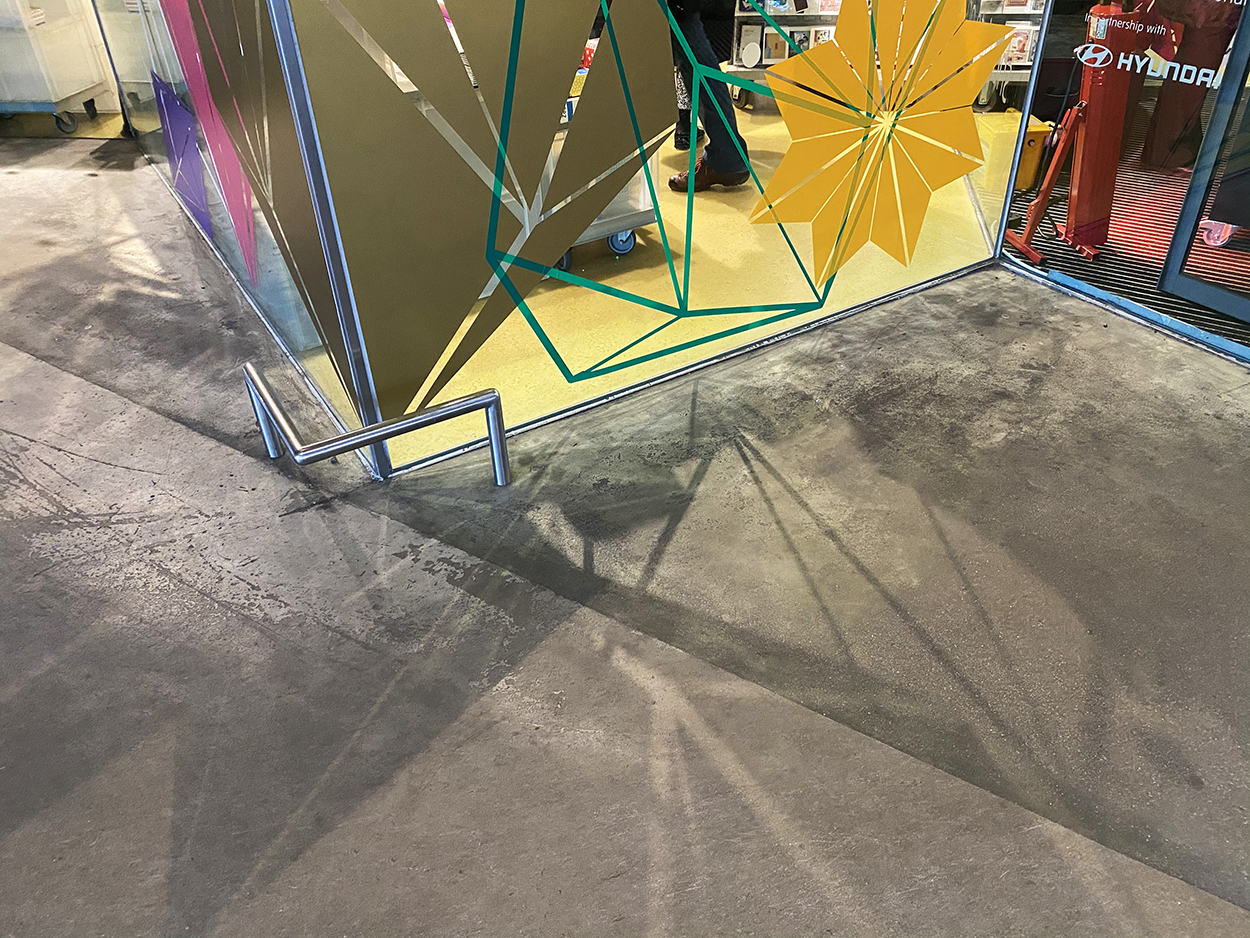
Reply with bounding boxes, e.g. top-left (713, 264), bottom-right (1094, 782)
top-left (243, 362), bottom-right (511, 485)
